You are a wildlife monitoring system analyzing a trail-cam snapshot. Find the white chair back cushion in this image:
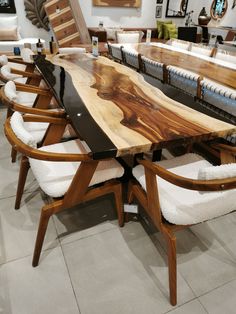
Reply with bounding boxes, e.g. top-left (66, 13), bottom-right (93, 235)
top-left (215, 51), bottom-right (236, 64)
top-left (4, 80), bottom-right (17, 101)
top-left (58, 47), bottom-right (86, 54)
top-left (0, 55), bottom-right (8, 66)
top-left (171, 40), bottom-right (190, 50)
top-left (10, 112), bottom-right (37, 148)
top-left (21, 48), bottom-right (34, 63)
top-left (198, 163), bottom-right (236, 180)
top-left (105, 27), bottom-right (123, 41)
top-left (29, 140), bottom-right (124, 198)
top-left (191, 45), bottom-right (212, 57)
top-left (1, 64), bottom-right (22, 80)
top-left (132, 154), bottom-right (236, 225)
top-left (116, 33), bottom-right (140, 44)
